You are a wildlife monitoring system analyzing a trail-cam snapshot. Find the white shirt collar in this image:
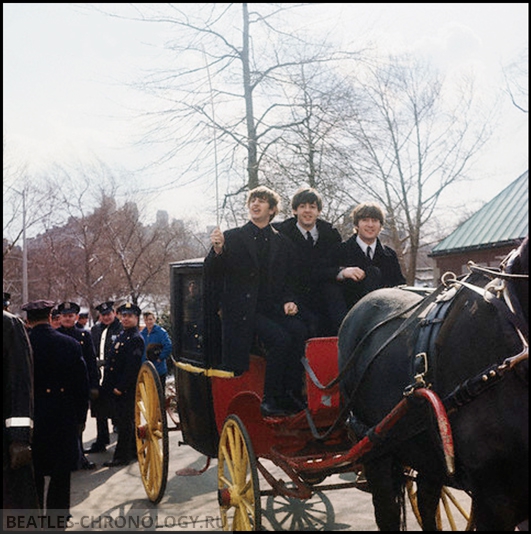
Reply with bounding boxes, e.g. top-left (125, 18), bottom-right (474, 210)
top-left (297, 222), bottom-right (318, 241)
top-left (356, 235), bottom-right (375, 256)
